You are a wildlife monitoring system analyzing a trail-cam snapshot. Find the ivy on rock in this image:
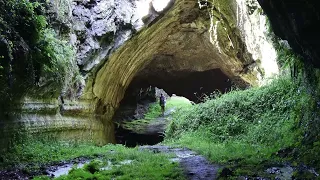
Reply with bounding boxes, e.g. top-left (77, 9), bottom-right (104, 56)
top-left (0, 0), bottom-right (78, 114)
